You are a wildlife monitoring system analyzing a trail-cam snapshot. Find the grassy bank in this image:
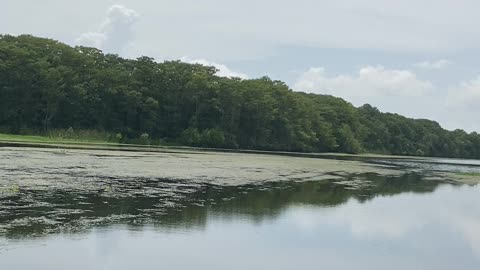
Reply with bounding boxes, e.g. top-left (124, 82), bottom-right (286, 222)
top-left (0, 132), bottom-right (113, 145)
top-left (0, 132), bottom-right (428, 161)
